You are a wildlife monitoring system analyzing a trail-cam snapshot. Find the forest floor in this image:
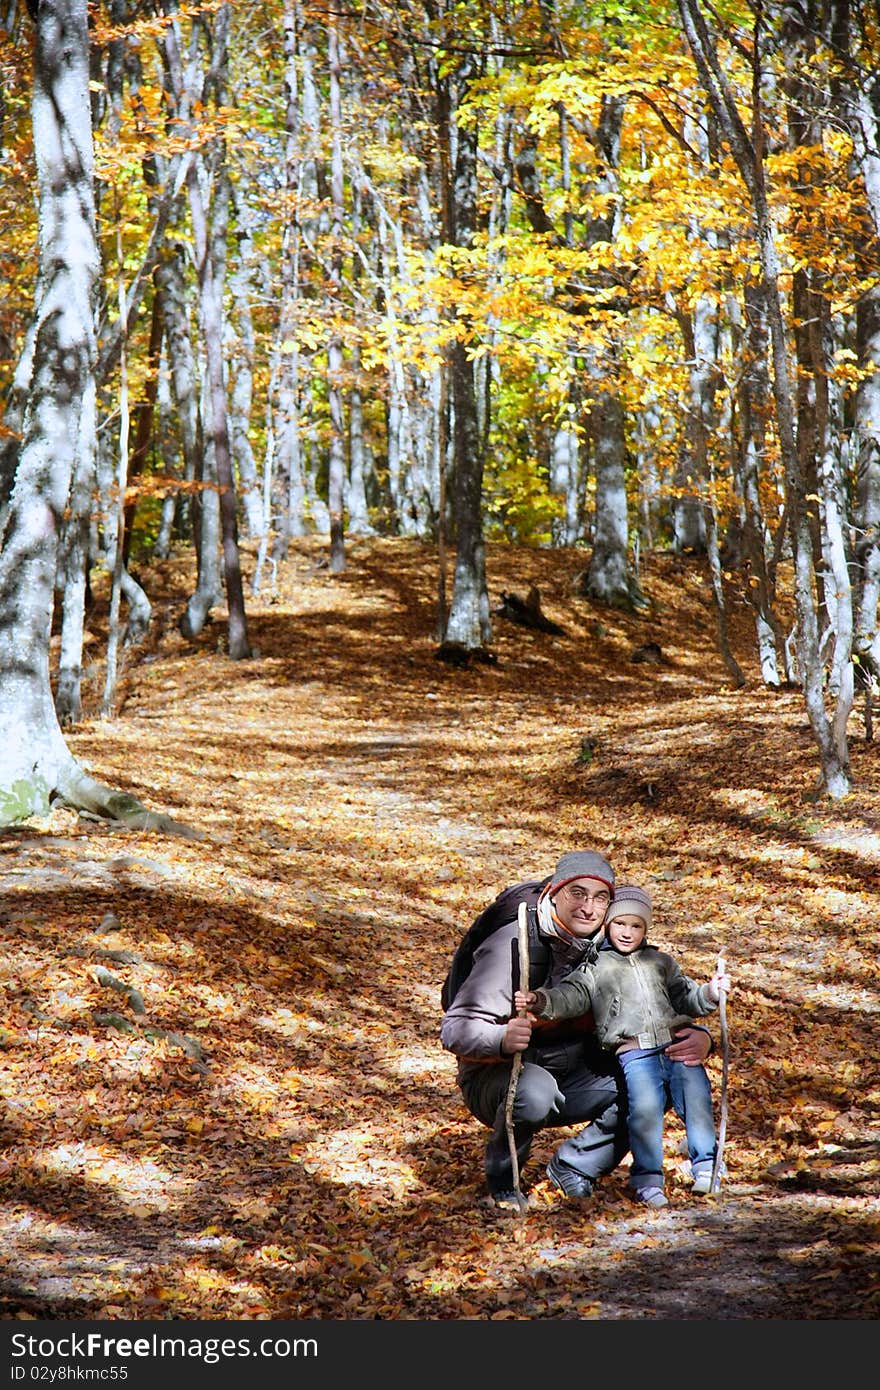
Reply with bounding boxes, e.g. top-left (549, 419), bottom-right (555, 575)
top-left (0, 536), bottom-right (878, 1323)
